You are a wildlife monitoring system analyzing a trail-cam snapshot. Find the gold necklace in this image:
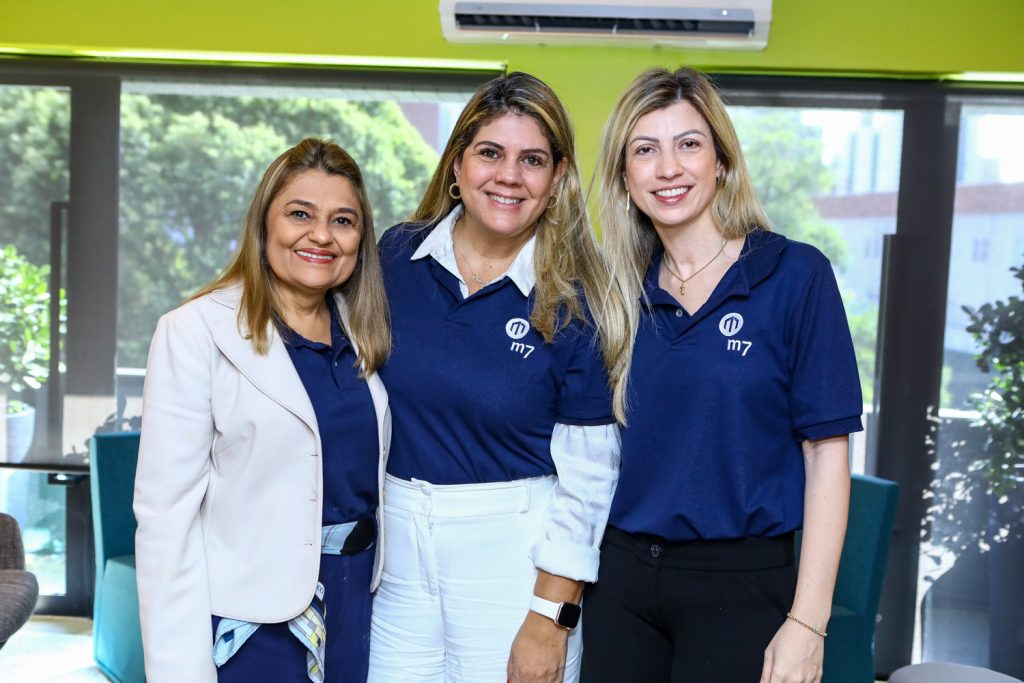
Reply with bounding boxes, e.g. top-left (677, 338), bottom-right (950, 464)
top-left (661, 237), bottom-right (728, 297)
